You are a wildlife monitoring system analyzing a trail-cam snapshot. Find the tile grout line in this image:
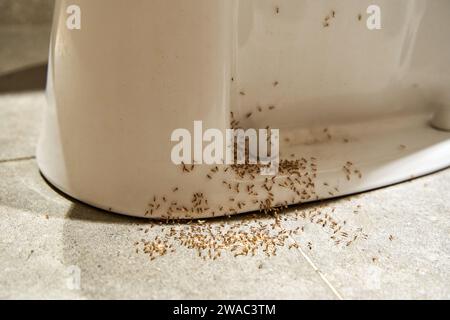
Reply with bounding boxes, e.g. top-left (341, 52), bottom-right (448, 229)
top-left (287, 233), bottom-right (344, 300)
top-left (0, 155), bottom-right (36, 164)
